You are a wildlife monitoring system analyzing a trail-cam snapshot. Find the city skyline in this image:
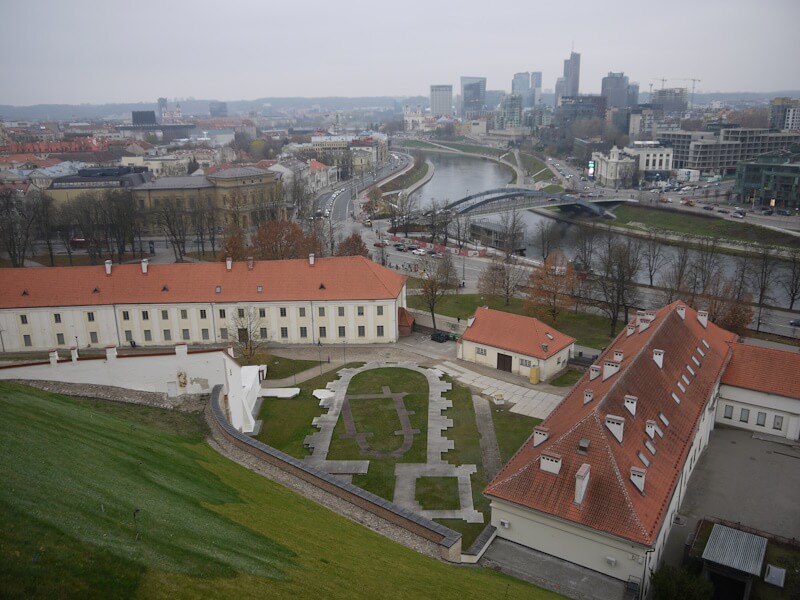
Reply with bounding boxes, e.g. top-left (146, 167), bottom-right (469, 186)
top-left (1, 0), bottom-right (799, 106)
